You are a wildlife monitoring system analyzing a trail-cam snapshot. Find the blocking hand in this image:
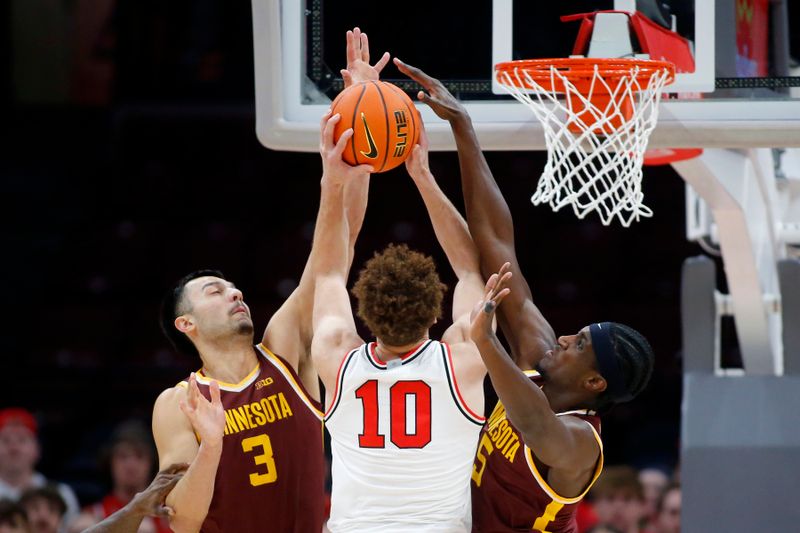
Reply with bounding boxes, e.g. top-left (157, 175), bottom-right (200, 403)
top-left (394, 59), bottom-right (468, 122)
